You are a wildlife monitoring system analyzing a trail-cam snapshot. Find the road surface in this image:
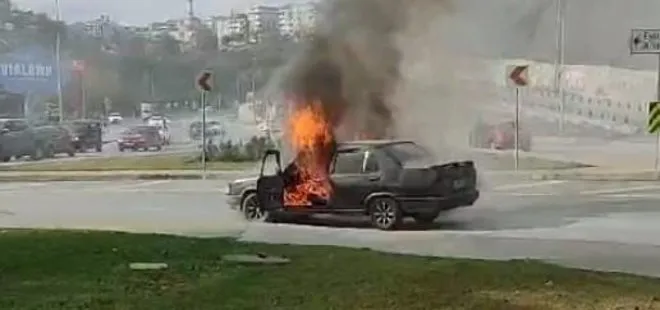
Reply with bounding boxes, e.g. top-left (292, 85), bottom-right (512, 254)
top-left (2, 178), bottom-right (660, 276)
